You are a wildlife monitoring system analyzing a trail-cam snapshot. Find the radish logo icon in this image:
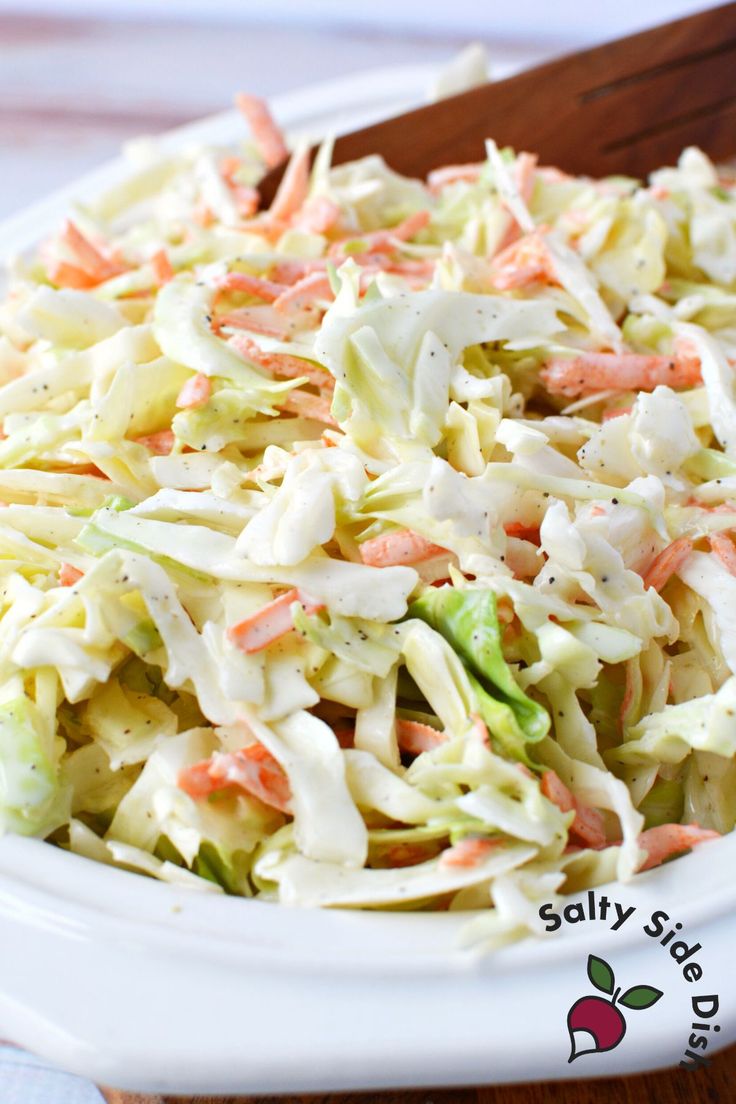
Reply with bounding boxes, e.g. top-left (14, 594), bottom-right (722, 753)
top-left (567, 955), bottom-right (663, 1063)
